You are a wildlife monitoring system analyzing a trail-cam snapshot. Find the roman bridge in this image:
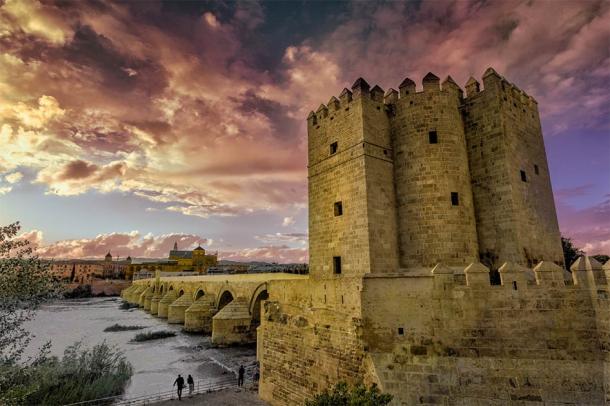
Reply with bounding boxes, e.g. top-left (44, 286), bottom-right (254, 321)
top-left (120, 272), bottom-right (307, 346)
